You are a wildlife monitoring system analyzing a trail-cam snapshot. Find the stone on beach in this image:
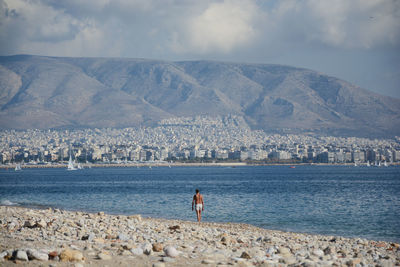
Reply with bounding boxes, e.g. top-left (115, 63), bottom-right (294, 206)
top-left (59, 249), bottom-right (84, 262)
top-left (117, 233), bottom-right (130, 241)
top-left (142, 243), bottom-right (153, 255)
top-left (152, 242), bottom-right (163, 252)
top-left (131, 247), bottom-right (144, 256)
top-left (27, 249), bottom-right (49, 261)
top-left (15, 250), bottom-right (29, 261)
top-left (128, 214), bottom-right (142, 221)
top-left (164, 246), bottom-right (179, 257)
top-left (240, 251), bottom-right (251, 259)
top-left (36, 219), bottom-right (47, 228)
top-left (97, 252), bottom-right (112, 260)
